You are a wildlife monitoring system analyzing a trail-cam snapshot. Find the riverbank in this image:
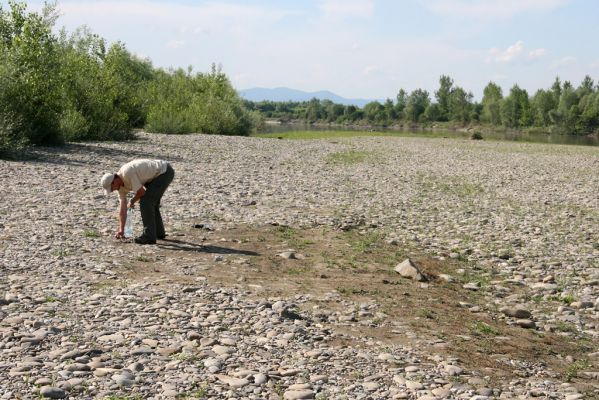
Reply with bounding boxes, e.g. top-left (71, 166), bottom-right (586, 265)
top-left (261, 119), bottom-right (599, 146)
top-left (1, 133), bottom-right (598, 398)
